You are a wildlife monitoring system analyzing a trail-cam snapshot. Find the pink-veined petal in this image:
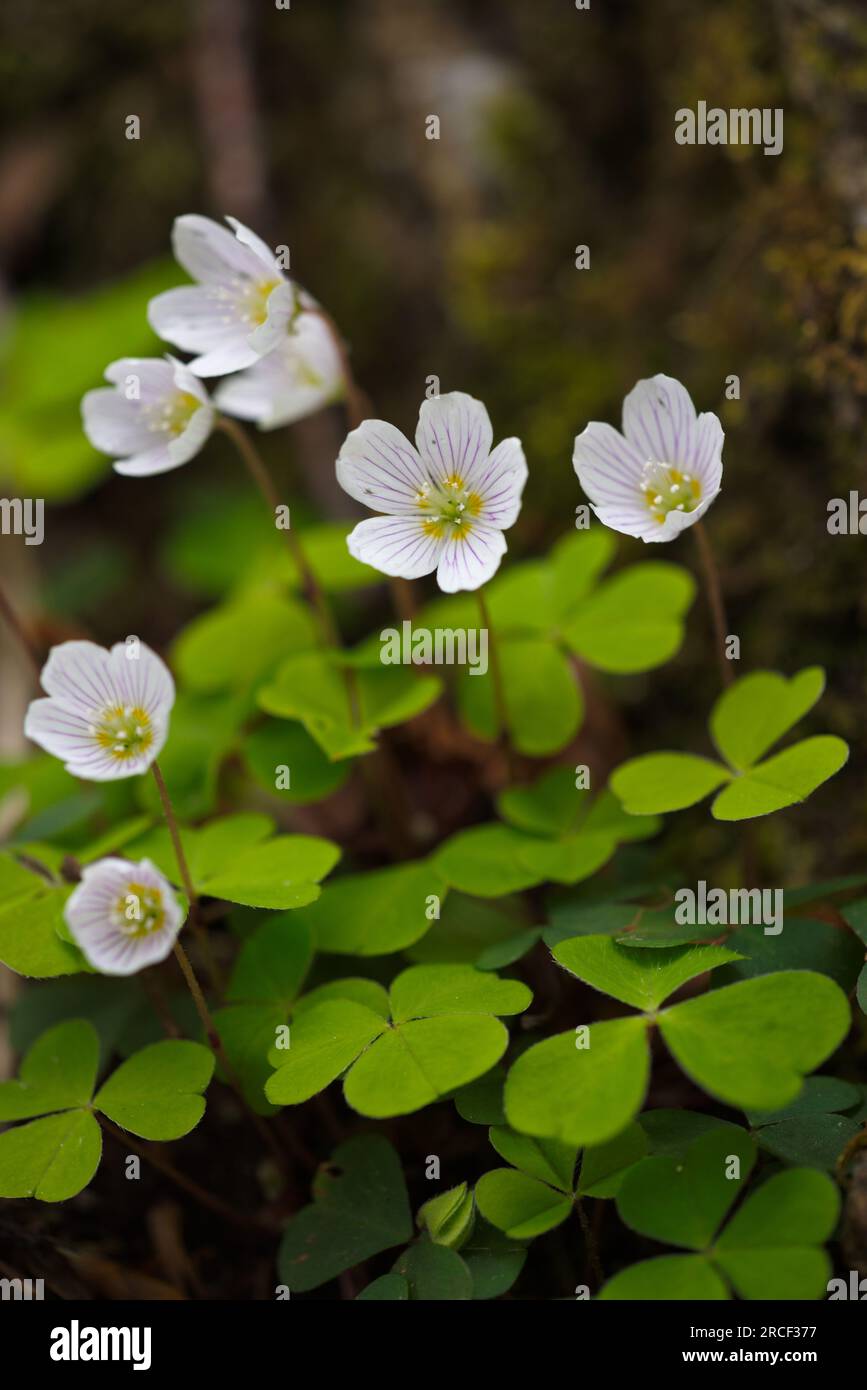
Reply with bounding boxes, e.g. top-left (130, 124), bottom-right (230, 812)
top-left (172, 214), bottom-right (274, 285)
top-left (436, 521), bottom-right (507, 593)
top-left (346, 515), bottom-right (444, 579)
top-left (474, 436), bottom-right (527, 529)
top-left (622, 374), bottom-right (698, 469)
top-left (415, 392), bottom-right (493, 487)
top-left (337, 421), bottom-right (432, 515)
